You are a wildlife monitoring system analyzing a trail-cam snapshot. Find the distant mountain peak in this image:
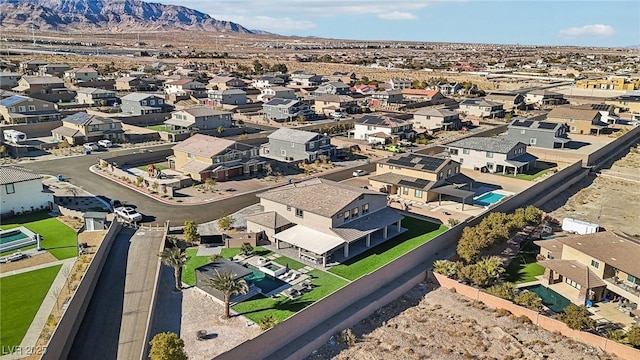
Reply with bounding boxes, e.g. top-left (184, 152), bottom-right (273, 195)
top-left (0, 0), bottom-right (256, 33)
